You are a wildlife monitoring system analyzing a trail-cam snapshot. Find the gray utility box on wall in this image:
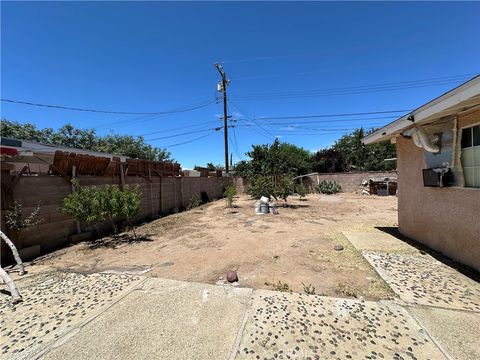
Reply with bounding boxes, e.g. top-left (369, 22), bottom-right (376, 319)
top-left (422, 168), bottom-right (454, 187)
